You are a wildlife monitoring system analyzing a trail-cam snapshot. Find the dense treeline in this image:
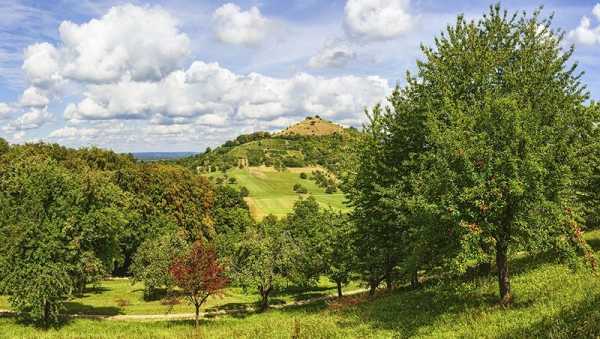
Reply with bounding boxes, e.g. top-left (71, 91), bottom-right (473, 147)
top-left (0, 141), bottom-right (248, 324)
